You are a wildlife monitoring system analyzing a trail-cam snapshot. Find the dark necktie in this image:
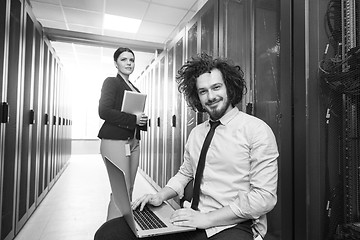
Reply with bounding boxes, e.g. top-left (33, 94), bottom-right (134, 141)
top-left (191, 120), bottom-right (221, 210)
